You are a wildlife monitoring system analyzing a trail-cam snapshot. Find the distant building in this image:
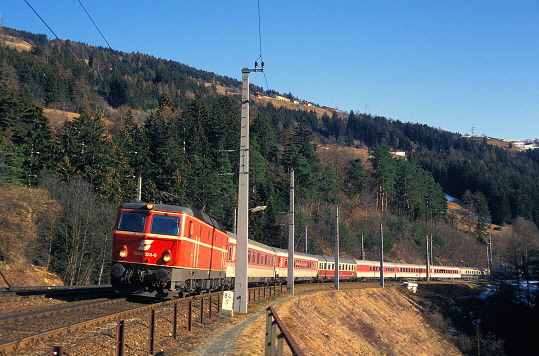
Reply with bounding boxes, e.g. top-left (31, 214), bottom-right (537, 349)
top-left (322, 106), bottom-right (338, 112)
top-left (390, 150), bottom-right (406, 158)
top-left (275, 95), bottom-right (290, 102)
